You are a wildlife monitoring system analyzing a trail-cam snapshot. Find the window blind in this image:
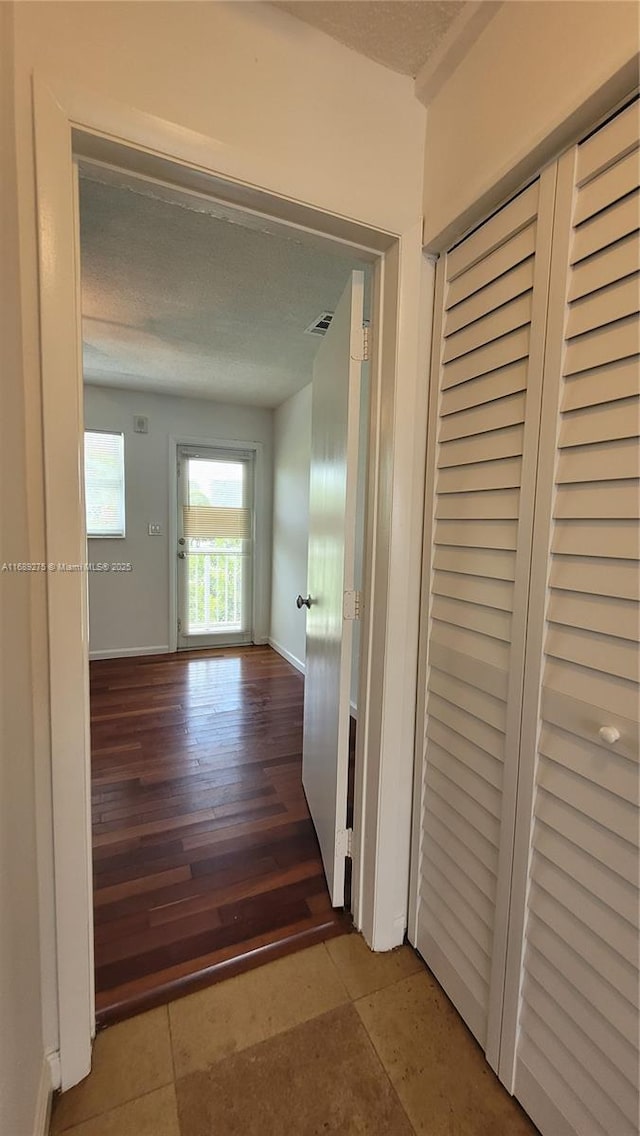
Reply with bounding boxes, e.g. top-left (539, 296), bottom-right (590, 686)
top-left (182, 505), bottom-right (251, 539)
top-left (84, 430), bottom-right (125, 537)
